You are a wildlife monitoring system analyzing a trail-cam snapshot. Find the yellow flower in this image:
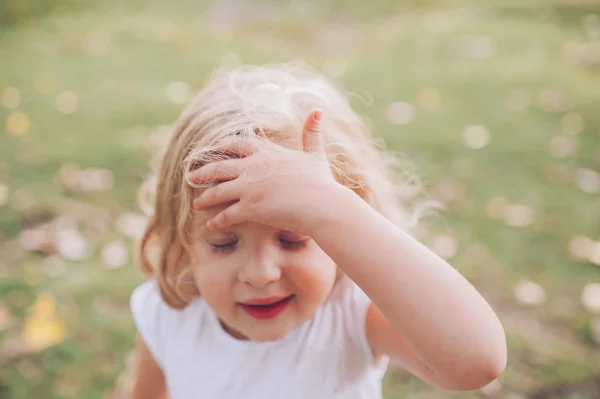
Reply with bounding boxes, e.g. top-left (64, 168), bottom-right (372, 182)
top-left (23, 293), bottom-right (66, 352)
